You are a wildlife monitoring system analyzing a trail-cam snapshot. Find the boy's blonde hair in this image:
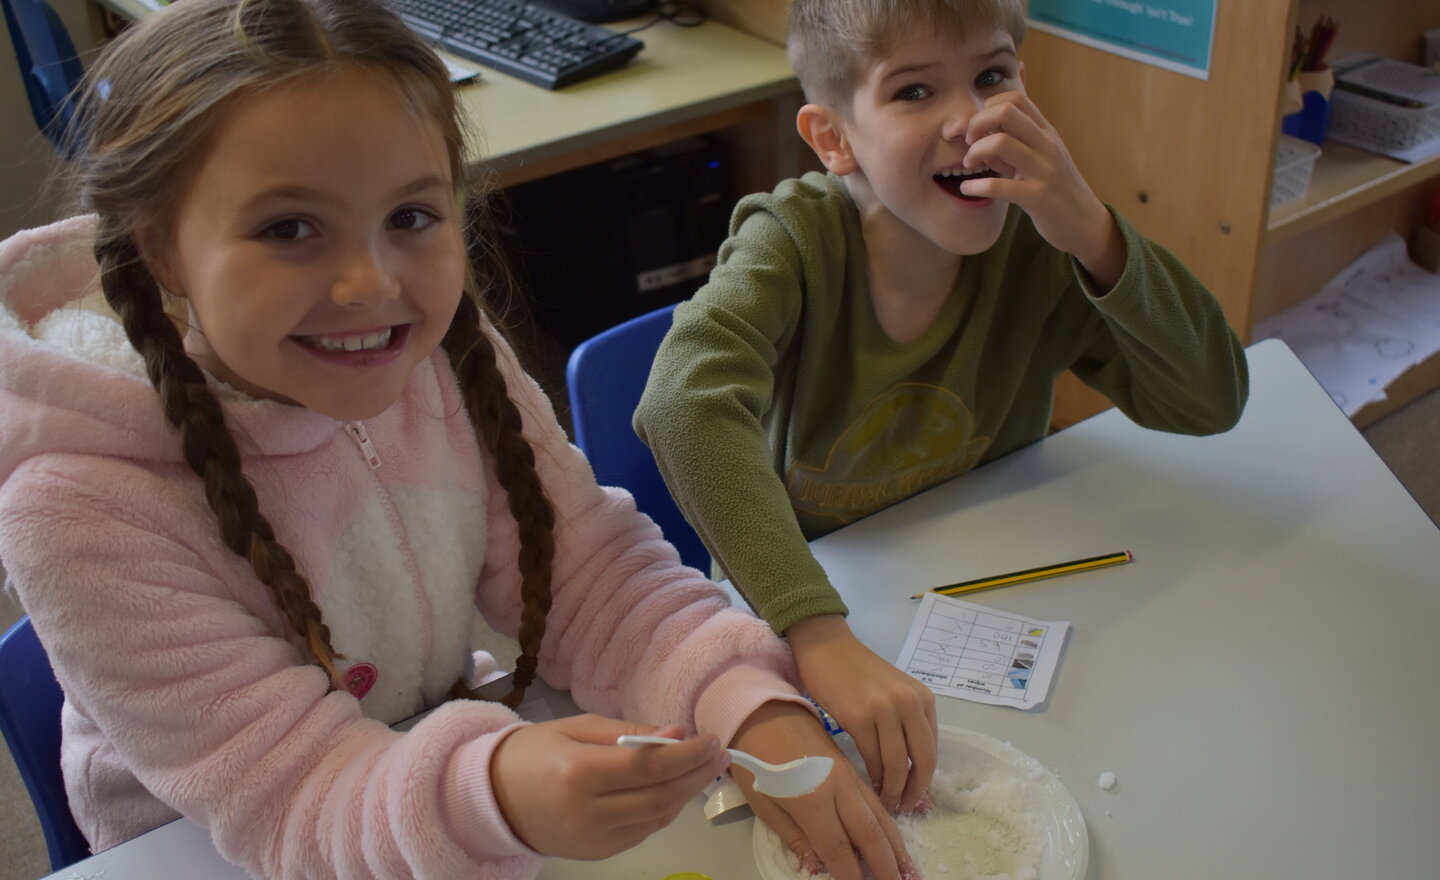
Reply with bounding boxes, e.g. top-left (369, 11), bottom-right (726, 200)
top-left (788, 0), bottom-right (1028, 109)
